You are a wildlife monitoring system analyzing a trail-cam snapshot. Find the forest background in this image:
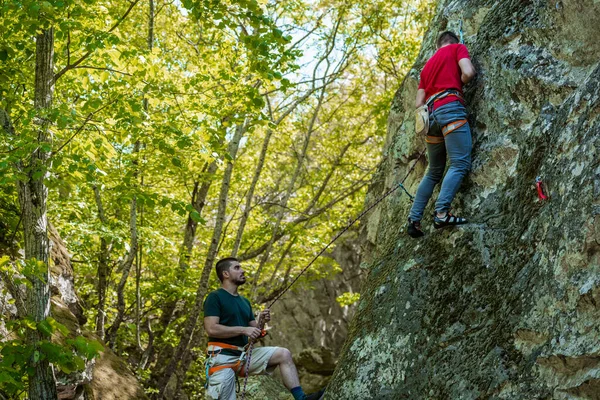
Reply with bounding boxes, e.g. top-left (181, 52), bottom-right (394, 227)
top-left (0, 0), bottom-right (433, 398)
